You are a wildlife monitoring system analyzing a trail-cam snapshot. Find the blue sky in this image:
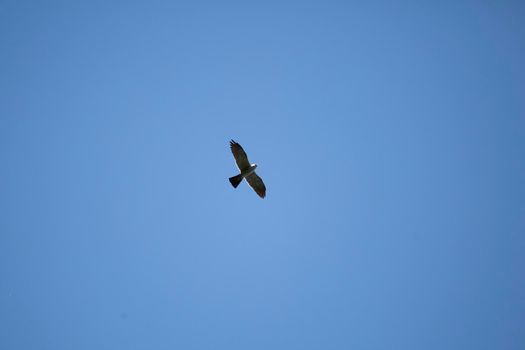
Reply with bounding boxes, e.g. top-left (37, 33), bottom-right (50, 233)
top-left (1, 1), bottom-right (524, 349)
